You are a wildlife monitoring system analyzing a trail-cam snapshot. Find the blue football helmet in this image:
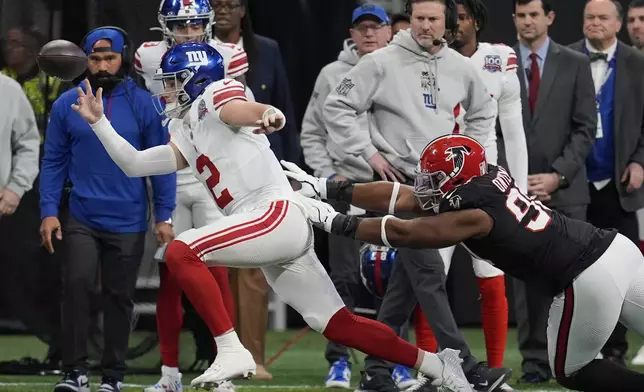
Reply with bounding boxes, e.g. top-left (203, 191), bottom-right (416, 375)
top-left (360, 244), bottom-right (398, 298)
top-left (158, 0), bottom-right (214, 44)
top-left (152, 41), bottom-right (225, 117)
